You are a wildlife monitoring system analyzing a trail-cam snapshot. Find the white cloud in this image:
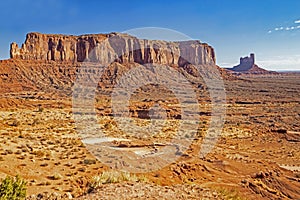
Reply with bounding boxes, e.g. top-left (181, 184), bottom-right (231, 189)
top-left (295, 20), bottom-right (300, 24)
top-left (268, 19), bottom-right (300, 33)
